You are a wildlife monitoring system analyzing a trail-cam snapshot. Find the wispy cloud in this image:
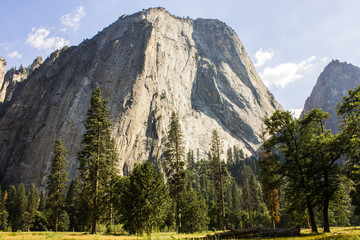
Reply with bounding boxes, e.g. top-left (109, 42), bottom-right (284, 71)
top-left (26, 27), bottom-right (69, 52)
top-left (260, 56), bottom-right (316, 88)
top-left (254, 48), bottom-right (274, 68)
top-left (61, 6), bottom-right (86, 30)
top-left (0, 42), bottom-right (11, 51)
top-left (8, 50), bottom-right (22, 59)
top-left (290, 108), bottom-right (303, 119)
